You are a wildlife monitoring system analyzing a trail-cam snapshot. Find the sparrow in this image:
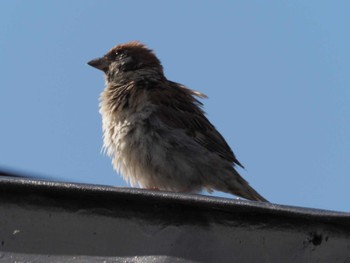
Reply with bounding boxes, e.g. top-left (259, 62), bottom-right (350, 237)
top-left (88, 41), bottom-right (268, 202)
